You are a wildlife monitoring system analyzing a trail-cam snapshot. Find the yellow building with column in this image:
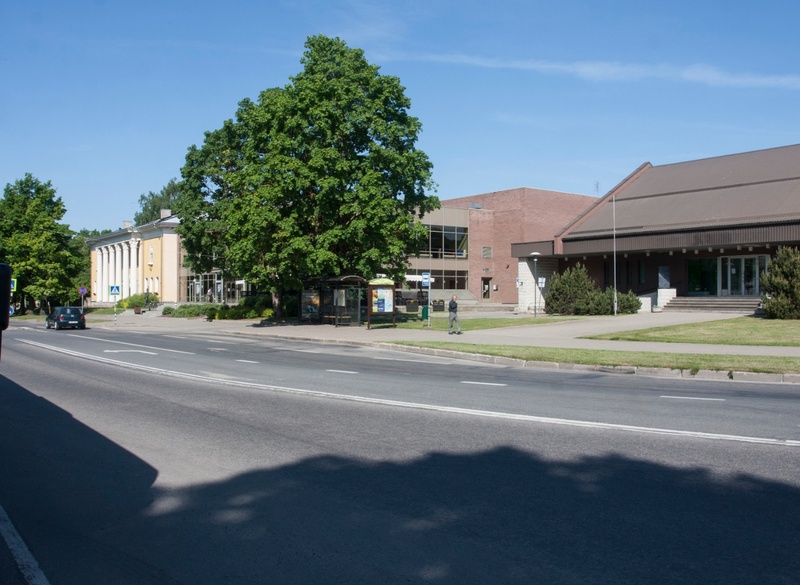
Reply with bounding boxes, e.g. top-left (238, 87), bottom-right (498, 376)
top-left (89, 211), bottom-right (184, 305)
